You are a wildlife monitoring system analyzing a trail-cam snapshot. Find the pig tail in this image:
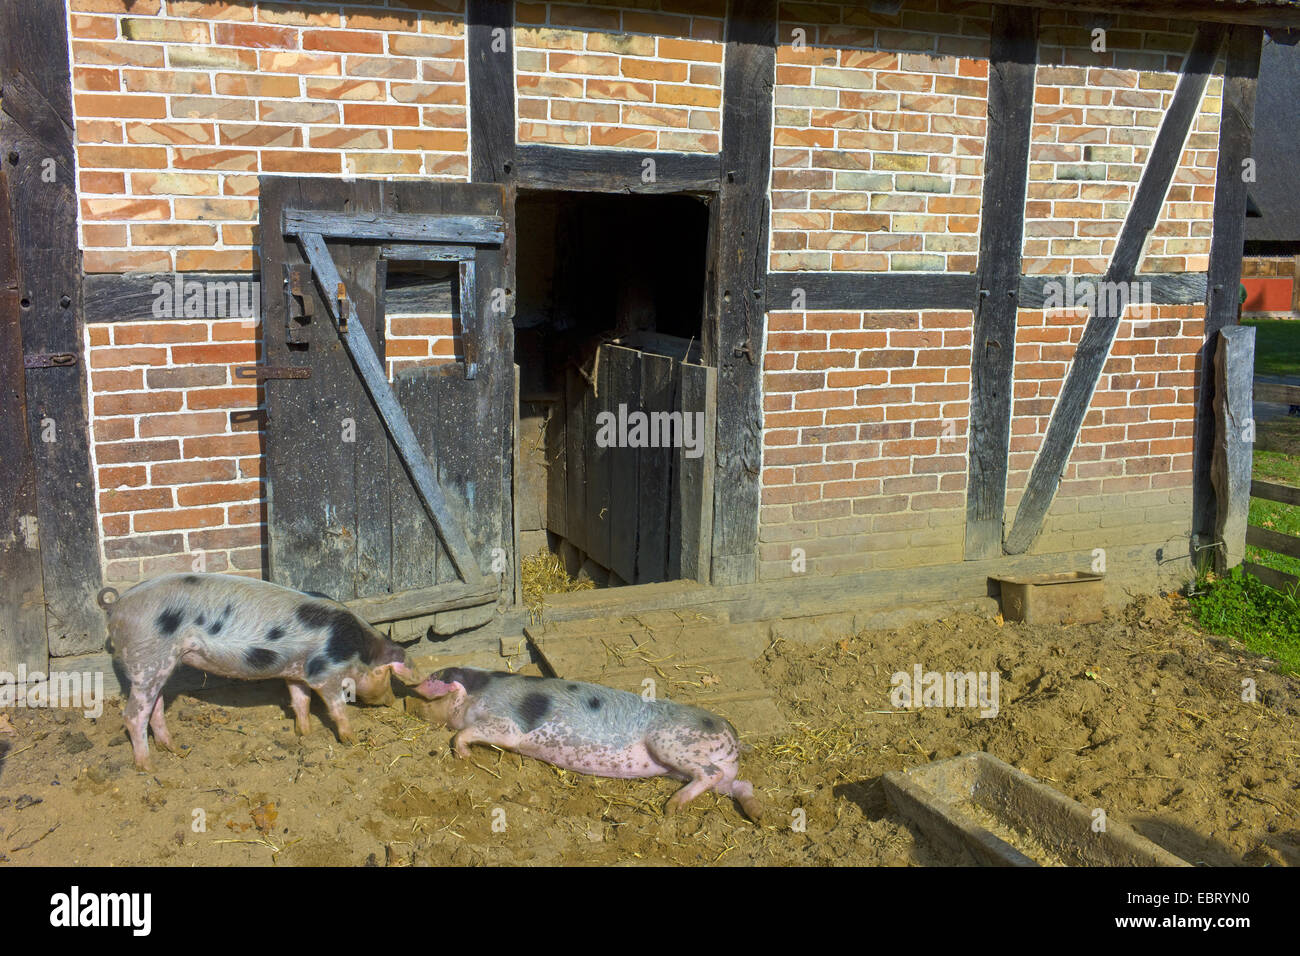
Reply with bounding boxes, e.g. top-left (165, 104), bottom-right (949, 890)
top-left (96, 586), bottom-right (119, 611)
